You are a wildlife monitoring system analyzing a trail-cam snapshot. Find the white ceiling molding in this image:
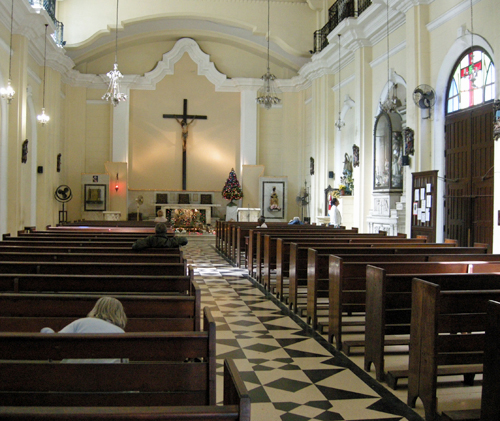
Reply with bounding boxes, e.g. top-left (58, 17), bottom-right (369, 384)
top-left (427, 0), bottom-right (481, 33)
top-left (370, 40), bottom-right (406, 68)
